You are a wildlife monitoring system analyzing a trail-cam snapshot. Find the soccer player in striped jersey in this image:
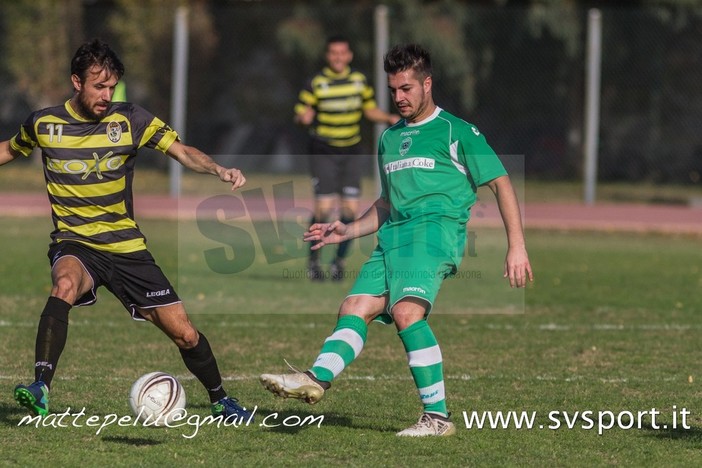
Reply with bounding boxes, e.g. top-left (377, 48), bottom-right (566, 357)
top-left (296, 35), bottom-right (398, 281)
top-left (261, 44), bottom-right (533, 436)
top-left (1, 39), bottom-right (252, 420)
